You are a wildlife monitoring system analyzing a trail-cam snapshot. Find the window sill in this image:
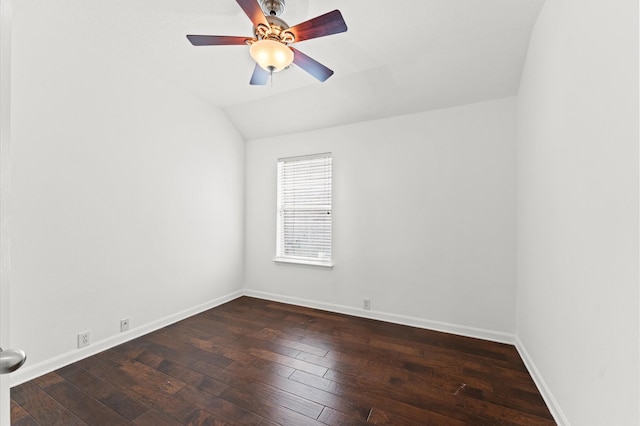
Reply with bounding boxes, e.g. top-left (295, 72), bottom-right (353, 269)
top-left (273, 258), bottom-right (334, 269)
